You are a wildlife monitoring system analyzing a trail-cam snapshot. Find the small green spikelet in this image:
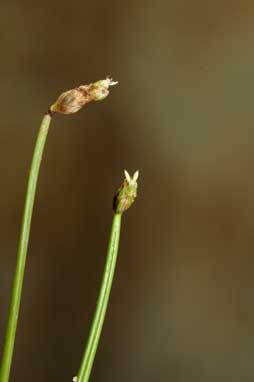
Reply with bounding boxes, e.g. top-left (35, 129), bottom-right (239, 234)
top-left (113, 170), bottom-right (139, 214)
